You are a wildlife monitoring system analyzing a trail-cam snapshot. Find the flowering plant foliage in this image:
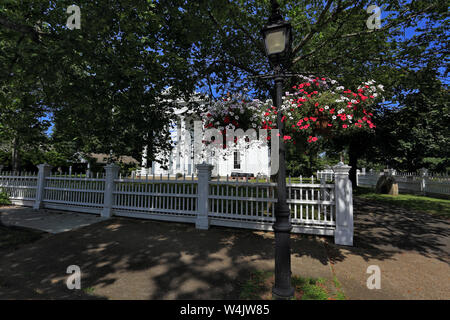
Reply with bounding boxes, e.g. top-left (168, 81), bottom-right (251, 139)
top-left (202, 92), bottom-right (264, 132)
top-left (264, 76), bottom-right (384, 143)
top-left (201, 77), bottom-right (383, 147)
